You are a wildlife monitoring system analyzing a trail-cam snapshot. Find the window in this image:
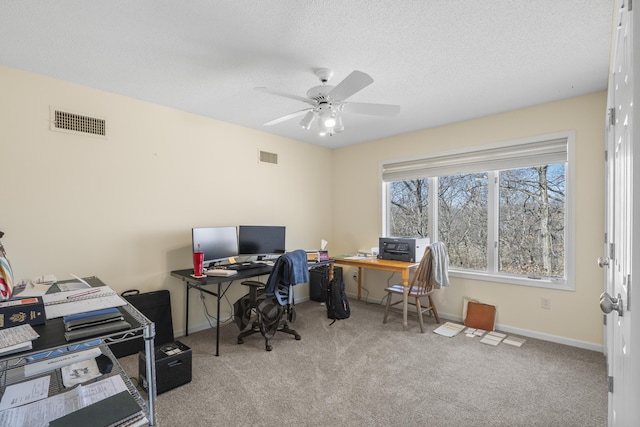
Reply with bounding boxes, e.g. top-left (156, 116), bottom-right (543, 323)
top-left (382, 133), bottom-right (574, 289)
